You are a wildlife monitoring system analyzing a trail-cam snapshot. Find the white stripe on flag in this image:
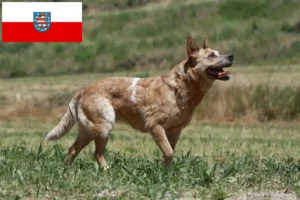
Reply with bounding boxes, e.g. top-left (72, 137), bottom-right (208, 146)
top-left (2, 2), bottom-right (82, 22)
